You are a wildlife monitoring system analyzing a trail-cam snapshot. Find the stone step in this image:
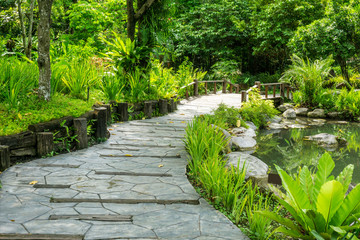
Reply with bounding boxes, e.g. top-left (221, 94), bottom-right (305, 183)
top-left (48, 214), bottom-right (132, 222)
top-left (0, 234), bottom-right (83, 240)
top-left (33, 184), bottom-right (71, 189)
top-left (95, 171), bottom-right (172, 177)
top-left (50, 198), bottom-right (200, 205)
